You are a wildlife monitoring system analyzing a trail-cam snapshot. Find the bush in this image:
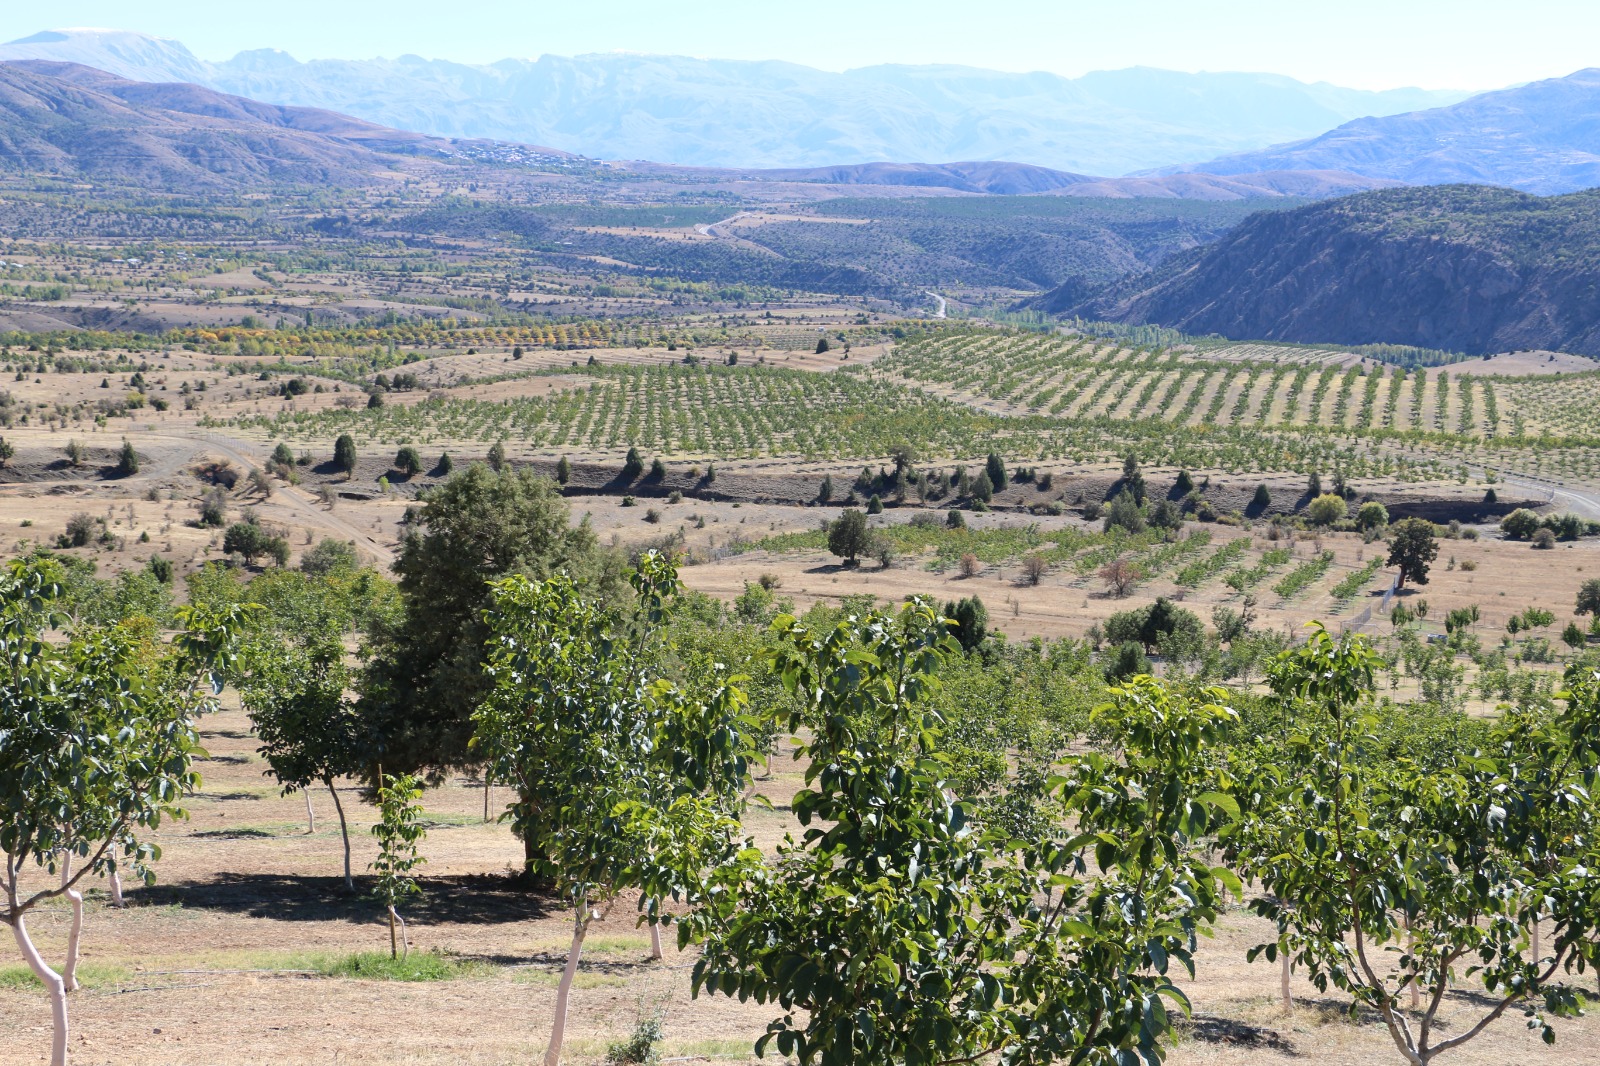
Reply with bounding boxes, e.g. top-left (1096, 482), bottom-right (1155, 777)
top-left (1532, 528), bottom-right (1557, 549)
top-left (1306, 493), bottom-right (1348, 526)
top-left (394, 446), bottom-right (423, 477)
top-left (1020, 554), bottom-right (1047, 586)
top-left (866, 494), bottom-right (884, 515)
top-left (1103, 493), bottom-right (1147, 535)
top-left (1103, 640), bottom-right (1150, 683)
top-left (198, 487), bottom-right (228, 528)
top-left (61, 512), bottom-right (98, 548)
top-left (1500, 509), bottom-right (1541, 540)
top-left (946, 509), bottom-right (966, 529)
top-left (1356, 501), bottom-right (1389, 531)
top-left (115, 439), bottom-right (139, 477)
top-left (301, 538), bottom-right (359, 576)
